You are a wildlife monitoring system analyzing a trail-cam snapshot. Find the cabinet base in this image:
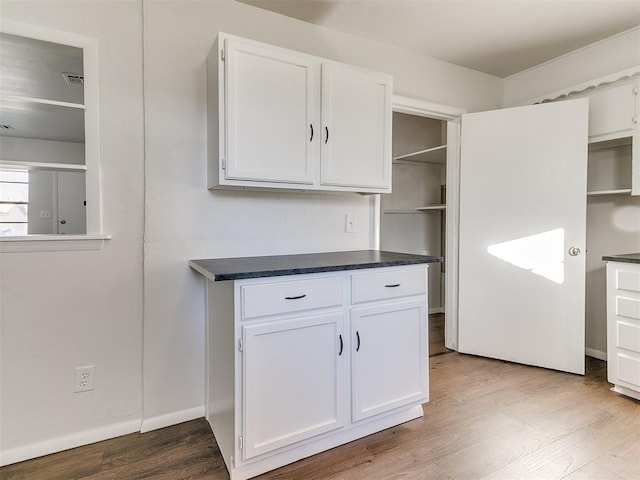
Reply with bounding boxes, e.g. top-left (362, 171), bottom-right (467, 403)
top-left (223, 404), bottom-right (424, 480)
top-left (611, 385), bottom-right (640, 401)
